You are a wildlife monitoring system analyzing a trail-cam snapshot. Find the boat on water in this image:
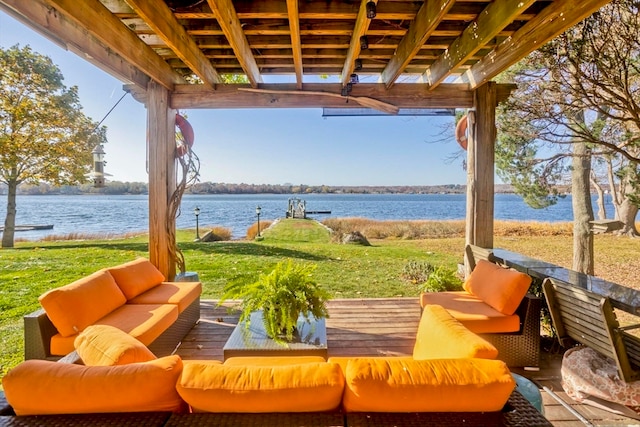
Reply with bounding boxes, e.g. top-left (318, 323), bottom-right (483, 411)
top-left (0, 225), bottom-right (54, 232)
